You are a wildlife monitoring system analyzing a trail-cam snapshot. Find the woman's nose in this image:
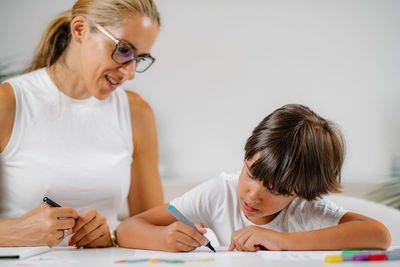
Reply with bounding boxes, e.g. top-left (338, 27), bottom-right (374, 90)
top-left (119, 60), bottom-right (136, 80)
